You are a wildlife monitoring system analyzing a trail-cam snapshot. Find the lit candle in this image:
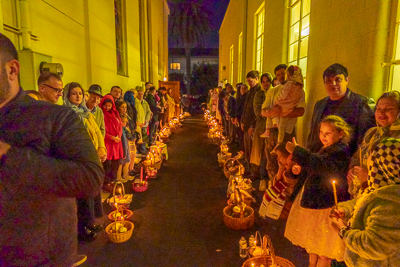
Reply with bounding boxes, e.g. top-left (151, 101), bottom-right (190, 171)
top-left (332, 180), bottom-right (338, 209)
top-left (140, 166), bottom-right (143, 182)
